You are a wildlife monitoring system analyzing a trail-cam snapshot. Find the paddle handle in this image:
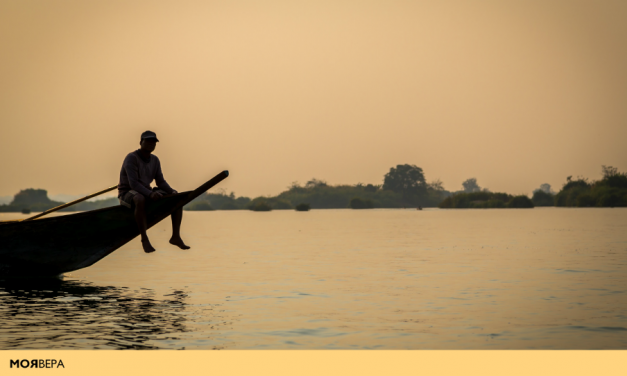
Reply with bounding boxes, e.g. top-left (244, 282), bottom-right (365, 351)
top-left (23, 185), bottom-right (118, 221)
